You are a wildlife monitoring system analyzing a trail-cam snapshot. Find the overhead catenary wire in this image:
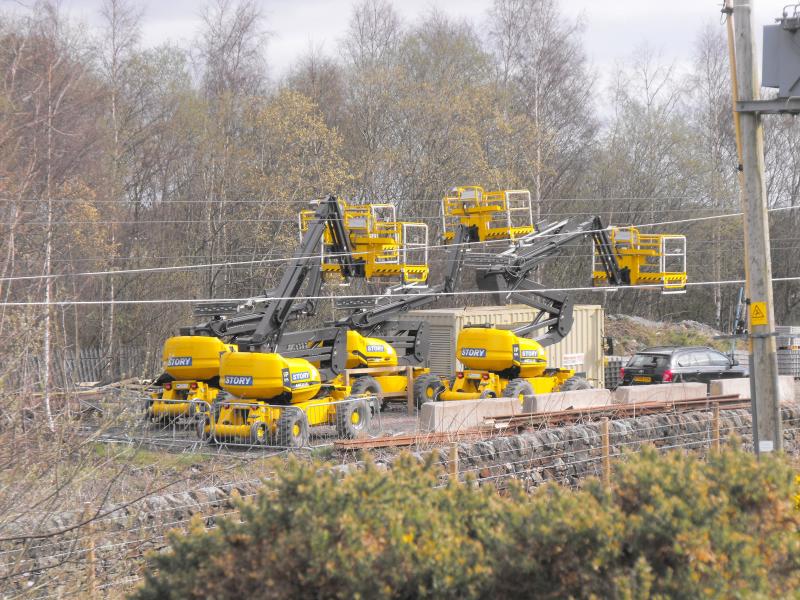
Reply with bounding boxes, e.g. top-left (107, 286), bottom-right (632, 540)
top-left (36, 232), bottom-right (800, 266)
top-left (7, 206), bottom-right (756, 226)
top-left (0, 194), bottom-right (752, 205)
top-left (4, 203), bottom-right (800, 284)
top-left (1, 248), bottom-right (758, 275)
top-left (4, 276), bottom-right (800, 306)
